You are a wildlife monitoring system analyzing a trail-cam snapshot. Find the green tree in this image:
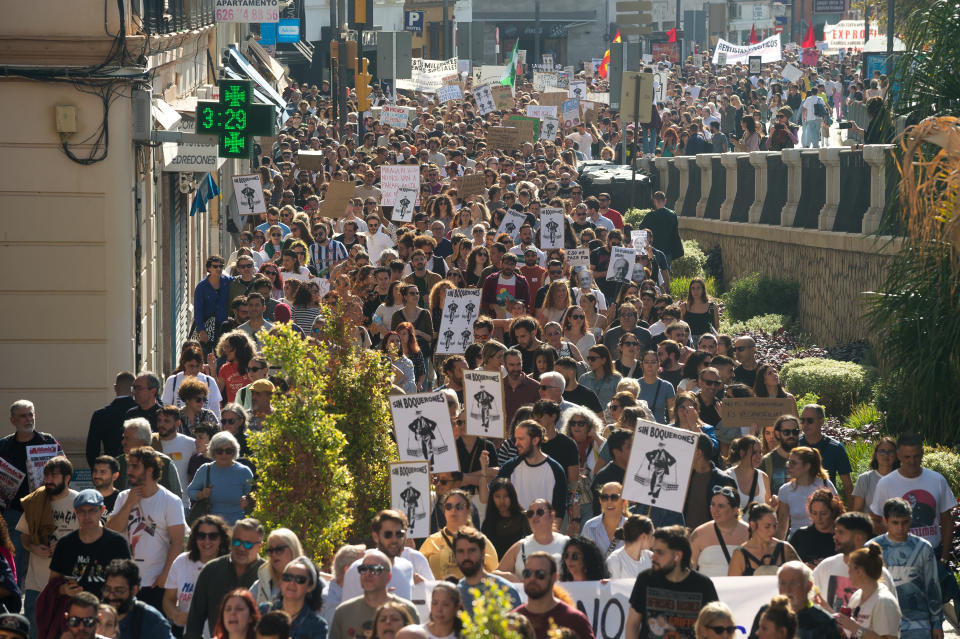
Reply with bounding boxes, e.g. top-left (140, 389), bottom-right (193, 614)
top-left (460, 581), bottom-right (525, 639)
top-left (249, 323), bottom-right (354, 564)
